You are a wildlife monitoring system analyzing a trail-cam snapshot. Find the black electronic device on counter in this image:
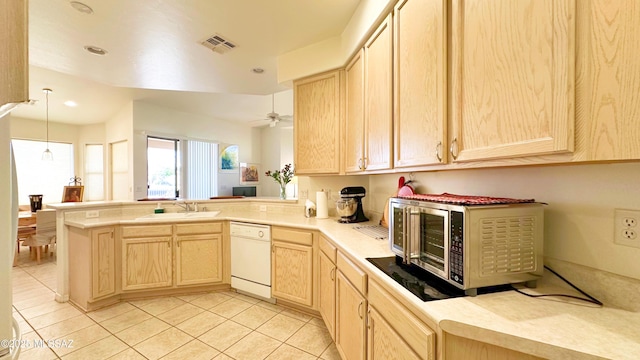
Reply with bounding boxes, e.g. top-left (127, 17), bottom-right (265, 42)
top-left (337, 186), bottom-right (369, 223)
